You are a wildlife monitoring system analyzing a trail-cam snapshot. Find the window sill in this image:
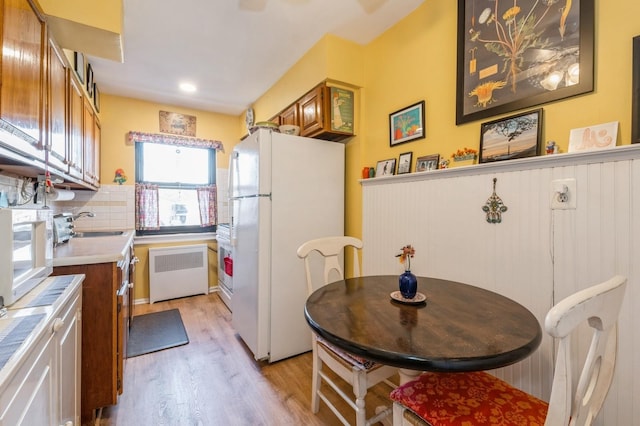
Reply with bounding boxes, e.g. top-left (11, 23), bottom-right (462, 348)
top-left (133, 232), bottom-right (217, 245)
